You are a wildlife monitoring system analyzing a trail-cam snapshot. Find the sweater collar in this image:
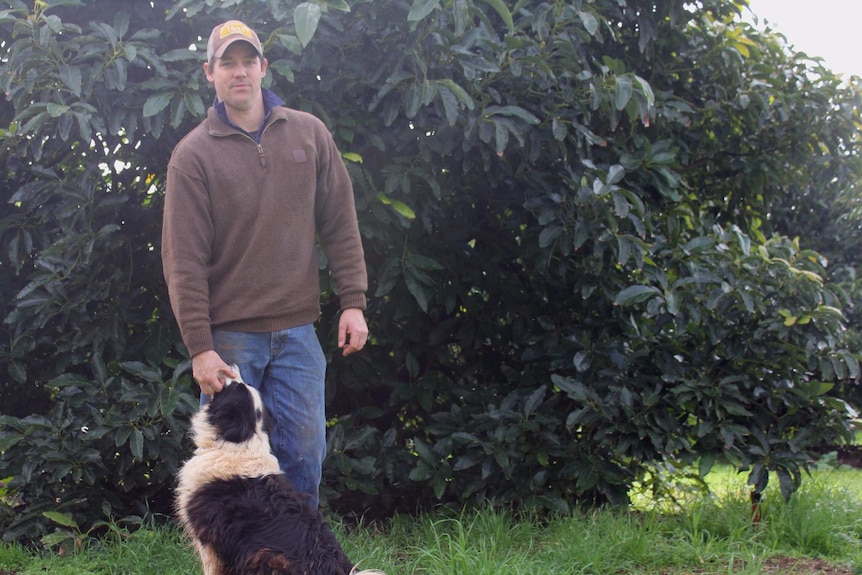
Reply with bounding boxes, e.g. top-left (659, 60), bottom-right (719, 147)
top-left (212, 88), bottom-right (286, 140)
